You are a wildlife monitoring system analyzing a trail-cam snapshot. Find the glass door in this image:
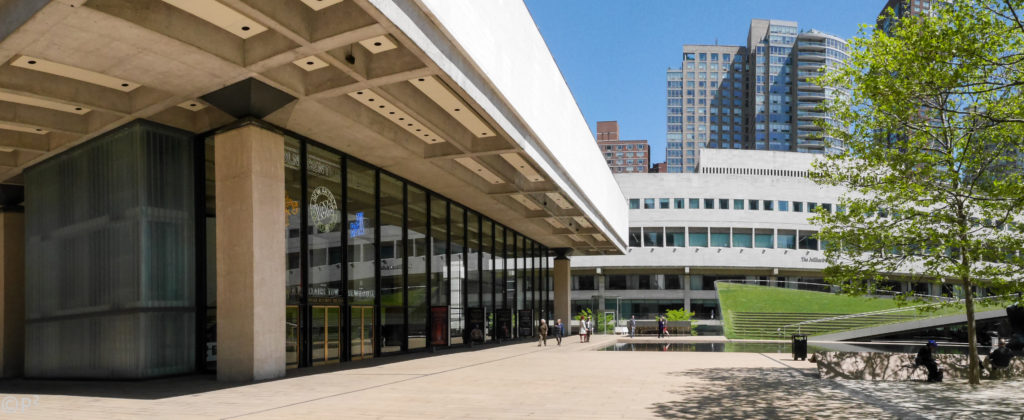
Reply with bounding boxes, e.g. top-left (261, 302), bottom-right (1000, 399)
top-left (312, 306), bottom-right (341, 366)
top-left (351, 306), bottom-right (374, 360)
top-left (286, 305), bottom-right (300, 369)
